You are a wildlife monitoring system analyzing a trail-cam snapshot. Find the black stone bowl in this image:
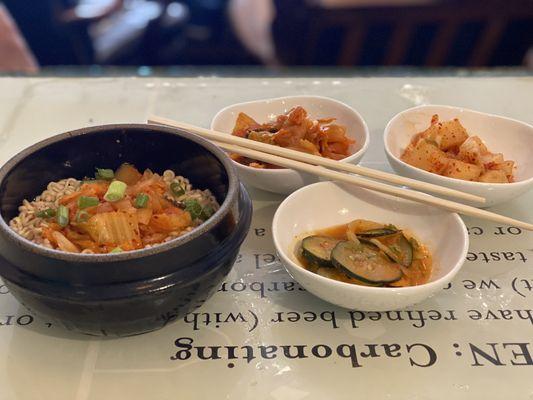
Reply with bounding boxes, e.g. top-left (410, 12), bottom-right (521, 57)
top-left (0, 186), bottom-right (251, 336)
top-left (0, 124), bottom-right (253, 336)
